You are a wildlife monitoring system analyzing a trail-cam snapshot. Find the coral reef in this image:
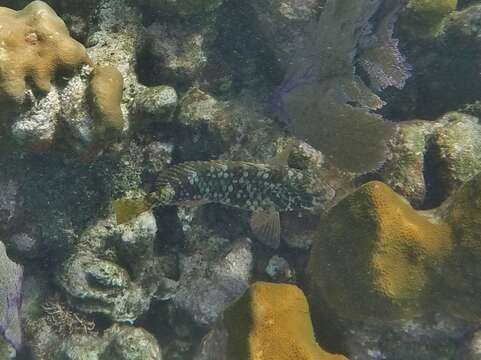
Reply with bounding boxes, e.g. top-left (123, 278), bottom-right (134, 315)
top-left (0, 0), bottom-right (179, 157)
top-left (140, 0), bottom-right (224, 18)
top-left (251, 0), bottom-right (321, 70)
top-left (88, 65), bottom-right (125, 143)
top-left (0, 240), bottom-right (23, 353)
top-left (2, 0), bottom-right (481, 358)
top-left (0, 1), bottom-right (91, 104)
top-left (378, 112), bottom-right (481, 207)
top-left (282, 0), bottom-right (407, 172)
top-left (223, 282), bottom-right (347, 360)
top-left (344, 314), bottom-right (468, 360)
top-left (307, 173), bottom-right (481, 322)
top-left (27, 317), bottom-right (162, 360)
top-left (399, 0), bottom-right (458, 38)
top-left (57, 213), bottom-right (169, 322)
top-left (307, 181), bottom-right (453, 320)
top-left (173, 238), bottom-right (253, 327)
